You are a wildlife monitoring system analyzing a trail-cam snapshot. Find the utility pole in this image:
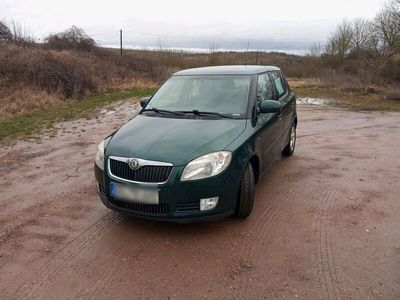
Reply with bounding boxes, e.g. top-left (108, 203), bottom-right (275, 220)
top-left (256, 50), bottom-right (259, 64)
top-left (120, 29), bottom-right (123, 58)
